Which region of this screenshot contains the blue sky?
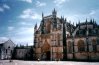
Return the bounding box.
[0,0,99,45]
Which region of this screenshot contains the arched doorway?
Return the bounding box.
[77,40,85,52]
[46,51,50,60]
[42,39,51,60]
[92,39,97,52]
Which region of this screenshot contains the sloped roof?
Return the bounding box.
[0,39,13,44]
[0,38,8,44]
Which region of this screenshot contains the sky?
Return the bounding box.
[0,0,99,45]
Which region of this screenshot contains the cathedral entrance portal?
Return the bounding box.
[46,51,50,60]
[42,39,51,60]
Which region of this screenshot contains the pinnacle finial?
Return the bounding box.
[52,8,57,16]
[61,16,63,19]
[86,18,88,23]
[79,20,80,24]
[65,18,67,22]
[92,18,94,22]
[42,12,44,18]
[90,18,92,23]
[54,8,56,12]
[34,23,37,29]
[73,22,74,26]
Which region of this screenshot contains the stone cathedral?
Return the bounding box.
[34,9,99,61]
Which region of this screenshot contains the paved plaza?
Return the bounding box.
[0,60,99,65]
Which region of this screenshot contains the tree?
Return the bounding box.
[11,47,17,59]
[63,21,67,60]
[25,46,35,60]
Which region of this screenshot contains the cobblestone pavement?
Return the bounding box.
[0,60,99,65]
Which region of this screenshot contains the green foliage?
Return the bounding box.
[11,47,17,59]
[24,46,35,60]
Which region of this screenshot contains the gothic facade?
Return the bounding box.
[34,9,99,61]
[67,21,99,60]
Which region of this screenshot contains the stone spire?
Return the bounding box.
[86,18,88,23]
[34,23,37,33]
[90,19,92,23]
[65,18,67,22]
[73,22,74,26]
[92,18,94,23]
[42,12,44,19]
[52,8,57,17]
[78,20,80,31]
[86,18,88,36]
[34,23,37,29]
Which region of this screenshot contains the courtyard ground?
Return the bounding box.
[0,60,99,65]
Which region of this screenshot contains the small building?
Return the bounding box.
[14,46,34,60]
[0,39,15,59]
[15,48,30,59]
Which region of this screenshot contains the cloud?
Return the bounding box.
[21,0,32,3]
[5,26,34,45]
[16,8,41,45]
[3,4,10,9]
[8,26,14,31]
[19,9,41,20]
[36,1,46,7]
[0,4,10,12]
[16,27,34,35]
[10,26,34,45]
[89,10,96,15]
[65,12,97,25]
[19,21,33,26]
[54,0,69,6]
[20,22,27,25]
[0,37,8,43]
[0,7,4,12]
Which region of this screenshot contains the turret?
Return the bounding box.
[42,12,44,19]
[92,18,95,23]
[52,8,57,18]
[85,18,88,23]
[41,17,45,34]
[34,23,37,33]
[65,18,67,22]
[69,21,72,35]
[73,22,75,26]
[78,20,80,29]
[85,18,89,36]
[90,19,92,23]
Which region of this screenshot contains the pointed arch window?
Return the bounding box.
[97,38,99,45]
[68,41,73,53]
[92,39,97,52]
[77,40,85,52]
[57,33,60,46]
